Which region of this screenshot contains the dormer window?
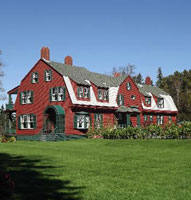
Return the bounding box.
[157,98,164,108]
[103,90,109,101]
[77,86,90,99]
[145,96,151,105]
[45,70,52,82]
[31,72,38,83]
[126,82,131,91]
[98,89,103,100]
[97,89,109,101]
[84,87,89,99]
[78,87,84,98]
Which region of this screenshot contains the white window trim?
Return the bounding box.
[76,115,90,129]
[20,114,34,129]
[21,91,32,104]
[127,82,131,91]
[45,70,51,81]
[32,72,38,83]
[51,87,65,102]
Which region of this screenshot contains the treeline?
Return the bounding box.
[158,69,191,121]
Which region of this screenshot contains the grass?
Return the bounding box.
[1,139,191,200]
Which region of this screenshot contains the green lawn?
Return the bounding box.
[1,139,191,200]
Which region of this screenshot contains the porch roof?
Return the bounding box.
[116,106,140,113]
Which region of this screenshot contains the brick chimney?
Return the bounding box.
[145,76,151,85]
[65,56,73,66]
[41,47,50,61]
[114,72,121,77]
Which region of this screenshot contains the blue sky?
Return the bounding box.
[1,0,191,103]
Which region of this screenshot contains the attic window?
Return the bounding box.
[131,95,136,100]
[126,82,131,91]
[45,70,52,82]
[31,72,38,83]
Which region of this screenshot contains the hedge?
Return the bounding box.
[87,122,191,139]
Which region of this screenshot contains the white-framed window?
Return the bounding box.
[74,114,90,129]
[78,87,84,98]
[45,70,52,81]
[157,115,164,125]
[31,72,38,83]
[94,114,103,128]
[150,115,153,122]
[157,98,164,108]
[117,94,124,106]
[77,86,90,99]
[19,114,36,129]
[103,90,109,101]
[126,82,131,91]
[50,87,66,101]
[98,89,103,100]
[20,91,33,104]
[145,96,151,105]
[131,95,136,100]
[97,89,109,101]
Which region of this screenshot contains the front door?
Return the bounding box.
[43,105,65,134]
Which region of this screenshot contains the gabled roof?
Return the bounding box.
[136,83,169,98]
[43,59,127,88]
[43,59,169,97]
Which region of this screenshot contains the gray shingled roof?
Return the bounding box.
[45,60,127,88]
[136,83,169,98]
[44,59,169,96]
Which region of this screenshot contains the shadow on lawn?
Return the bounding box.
[0,153,83,200]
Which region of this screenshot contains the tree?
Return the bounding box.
[0,50,5,100]
[160,70,191,121]
[133,73,143,84]
[112,64,136,76]
[156,67,163,87]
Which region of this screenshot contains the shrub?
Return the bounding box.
[88,122,191,140]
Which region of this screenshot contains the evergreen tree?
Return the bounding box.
[156,67,163,87]
[133,73,143,84]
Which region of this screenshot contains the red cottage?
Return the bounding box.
[5,47,178,140]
